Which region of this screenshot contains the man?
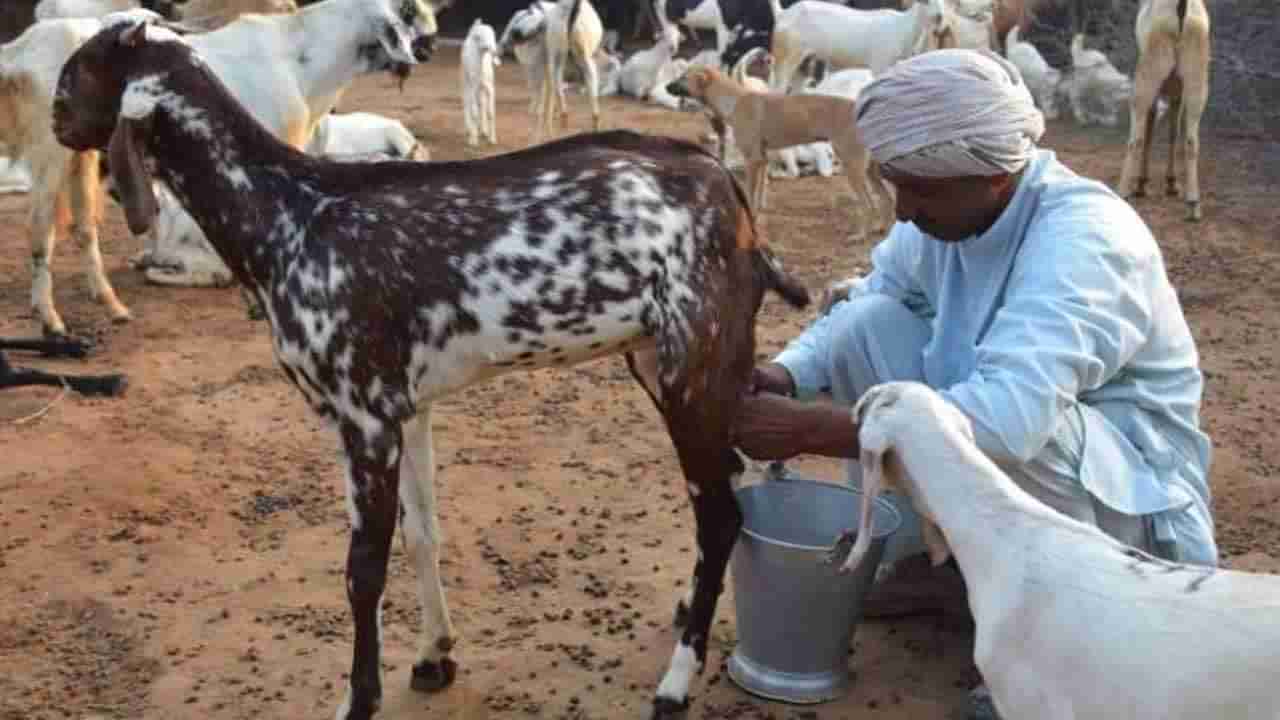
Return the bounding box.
[730,49,1218,719]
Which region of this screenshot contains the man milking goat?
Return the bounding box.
[730,49,1218,720]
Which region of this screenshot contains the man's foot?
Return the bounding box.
[860,553,970,621]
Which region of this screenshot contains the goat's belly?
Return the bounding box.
[413,304,655,400]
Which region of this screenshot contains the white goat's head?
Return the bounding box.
[838,381,973,575]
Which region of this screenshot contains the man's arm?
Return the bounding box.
[942,224,1155,464]
[732,392,861,460]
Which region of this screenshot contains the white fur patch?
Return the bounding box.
[656,641,701,700]
[120,74,166,120]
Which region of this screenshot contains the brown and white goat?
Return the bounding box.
[53,18,809,720]
[1,17,131,335]
[1115,0,1211,222]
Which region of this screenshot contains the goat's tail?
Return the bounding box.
[1176,0,1189,32]
[725,171,810,310]
[568,0,584,32]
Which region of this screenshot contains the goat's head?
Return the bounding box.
[837,382,970,575]
[140,0,185,22]
[52,17,187,236]
[497,3,547,57]
[365,0,448,79]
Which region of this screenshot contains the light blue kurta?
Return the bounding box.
[775,149,1212,532]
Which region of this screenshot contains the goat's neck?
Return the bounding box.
[282,0,388,108]
[144,71,317,294]
[901,439,1069,584]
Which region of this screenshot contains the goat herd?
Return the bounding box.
[0,0,1243,719]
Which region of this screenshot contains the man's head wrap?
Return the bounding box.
[855,49,1045,178]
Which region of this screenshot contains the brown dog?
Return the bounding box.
[679,66,894,239]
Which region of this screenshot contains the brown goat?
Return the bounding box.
[54,18,809,720]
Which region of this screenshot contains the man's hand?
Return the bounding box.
[732,392,860,461]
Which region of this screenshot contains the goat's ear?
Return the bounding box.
[922,520,952,567]
[120,20,149,47]
[108,115,158,236]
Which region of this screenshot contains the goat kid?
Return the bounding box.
[841,380,1280,720]
[768,0,946,93]
[1004,25,1060,119]
[461,18,500,146]
[1115,0,1211,222]
[677,66,892,239]
[54,18,810,720]
[1065,33,1133,127]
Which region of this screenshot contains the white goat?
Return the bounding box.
[0,17,131,334]
[164,0,298,31]
[1116,0,1211,222]
[120,0,443,290]
[535,0,604,141]
[306,111,430,161]
[769,0,946,93]
[461,18,500,146]
[615,20,687,110]
[1064,33,1133,127]
[929,0,993,51]
[1004,26,1060,119]
[840,380,1280,720]
[498,1,553,116]
[34,0,180,21]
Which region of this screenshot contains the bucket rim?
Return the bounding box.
[736,476,903,551]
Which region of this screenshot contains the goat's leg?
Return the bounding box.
[1180,83,1207,222]
[398,410,459,693]
[335,423,402,720]
[652,444,744,718]
[580,52,602,131]
[30,185,67,337]
[1118,43,1175,199]
[1163,92,1182,197]
[485,85,499,144]
[555,54,571,131]
[68,151,130,325]
[1136,101,1159,197]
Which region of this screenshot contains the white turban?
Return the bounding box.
[855,49,1045,178]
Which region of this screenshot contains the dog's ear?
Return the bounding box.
[109,114,158,236]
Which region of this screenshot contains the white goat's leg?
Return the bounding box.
[69,152,129,324]
[1117,42,1174,199]
[554,54,571,131]
[29,189,65,336]
[399,410,458,692]
[1180,86,1206,222]
[579,52,601,131]
[484,81,498,144]
[1162,94,1181,197]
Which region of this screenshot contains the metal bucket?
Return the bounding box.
[727,469,901,704]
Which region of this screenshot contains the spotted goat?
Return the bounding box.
[53,18,810,720]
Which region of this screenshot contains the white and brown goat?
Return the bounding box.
[1116,0,1211,222]
[53,18,809,720]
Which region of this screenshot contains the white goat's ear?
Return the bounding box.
[922,520,951,567]
[108,113,157,236]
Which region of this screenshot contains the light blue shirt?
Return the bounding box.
[775,149,1211,518]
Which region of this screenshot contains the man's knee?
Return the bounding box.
[826,295,929,397]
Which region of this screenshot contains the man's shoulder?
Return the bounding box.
[1023,151,1157,255]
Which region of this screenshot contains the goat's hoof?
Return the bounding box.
[651,696,690,720]
[110,312,133,325]
[337,694,380,720]
[410,657,458,693]
[672,599,690,628]
[1166,182,1181,198]
[1185,202,1202,222]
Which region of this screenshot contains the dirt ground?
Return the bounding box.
[2,44,1279,720]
